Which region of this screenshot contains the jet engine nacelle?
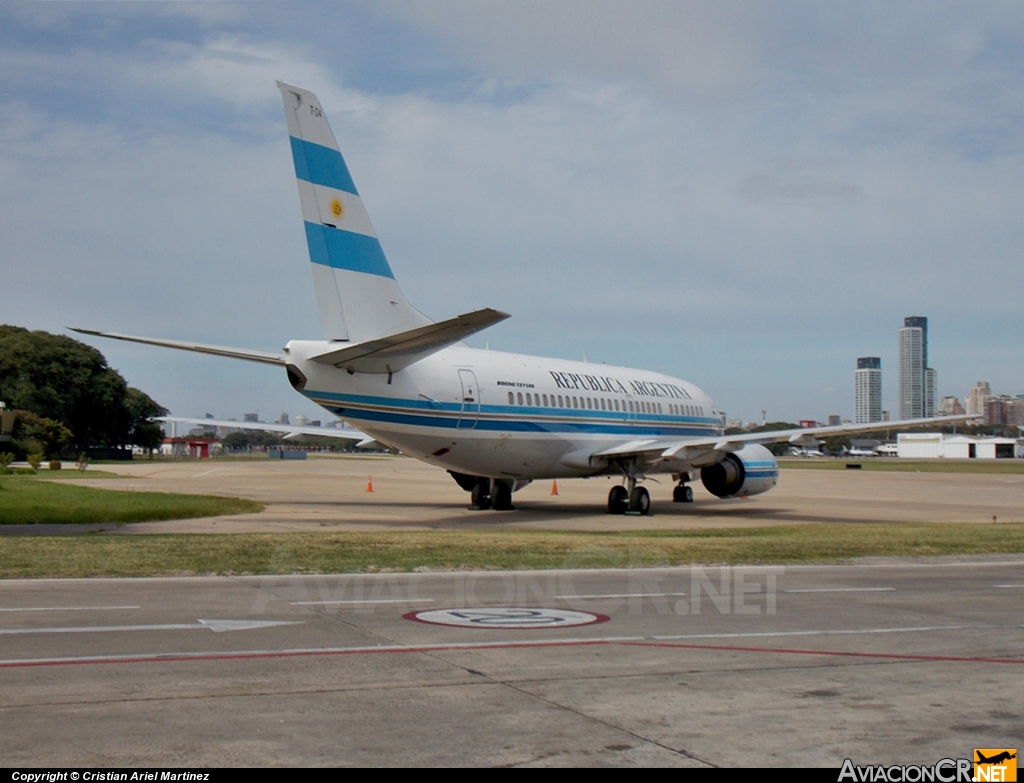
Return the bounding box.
[700,444,779,498]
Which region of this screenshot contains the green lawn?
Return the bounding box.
[0,478,263,525]
[1,523,1022,578]
[778,458,1024,473]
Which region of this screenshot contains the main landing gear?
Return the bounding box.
[468,478,514,511]
[449,472,516,511]
[673,473,694,503]
[607,465,651,516]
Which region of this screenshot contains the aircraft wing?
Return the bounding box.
[591,414,979,468]
[156,416,374,445]
[71,329,286,366]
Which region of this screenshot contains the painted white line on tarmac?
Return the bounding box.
[191,469,220,478]
[0,605,140,612]
[294,598,435,605]
[784,588,896,593]
[995,584,1024,588]
[0,619,301,635]
[2,621,1022,668]
[555,593,688,599]
[10,560,1024,586]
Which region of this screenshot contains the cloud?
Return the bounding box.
[368,0,761,101]
[1,2,1022,422]
[738,158,864,203]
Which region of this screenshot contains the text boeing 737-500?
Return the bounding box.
[73,82,970,515]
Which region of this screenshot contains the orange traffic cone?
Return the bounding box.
[366,476,374,492]
[551,480,559,496]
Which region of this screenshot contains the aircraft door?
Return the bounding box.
[457,369,480,429]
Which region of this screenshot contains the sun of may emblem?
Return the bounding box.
[330,199,343,218]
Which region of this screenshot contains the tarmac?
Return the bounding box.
[2,457,1023,766]
[17,453,1024,533]
[1,562,1022,766]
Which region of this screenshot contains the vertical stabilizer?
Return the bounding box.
[277,81,428,342]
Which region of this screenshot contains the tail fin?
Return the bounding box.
[277,81,428,342]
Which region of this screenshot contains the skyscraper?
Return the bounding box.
[854,357,882,424]
[967,381,991,416]
[899,316,935,419]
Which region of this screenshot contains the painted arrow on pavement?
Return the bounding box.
[0,619,302,635]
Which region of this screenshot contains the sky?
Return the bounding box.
[2,1,1022,425]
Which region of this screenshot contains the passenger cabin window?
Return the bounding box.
[508,392,514,404]
[517,393,523,405]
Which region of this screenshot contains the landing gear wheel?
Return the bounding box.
[628,486,651,515]
[470,482,491,510]
[673,485,693,503]
[607,485,628,515]
[492,482,514,511]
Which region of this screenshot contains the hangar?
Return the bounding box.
[896,432,1023,459]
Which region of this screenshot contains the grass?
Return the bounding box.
[0,478,263,525]
[778,458,1024,473]
[1,523,1022,578]
[31,470,128,479]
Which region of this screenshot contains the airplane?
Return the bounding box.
[789,447,825,457]
[976,751,1016,765]
[72,82,974,515]
[841,444,880,457]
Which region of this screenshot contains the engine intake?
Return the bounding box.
[701,444,778,498]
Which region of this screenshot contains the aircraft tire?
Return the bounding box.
[673,485,694,503]
[628,486,651,515]
[492,482,514,511]
[607,485,628,514]
[471,482,491,510]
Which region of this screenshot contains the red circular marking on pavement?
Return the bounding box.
[404,607,610,630]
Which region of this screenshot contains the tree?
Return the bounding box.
[12,410,72,459]
[0,325,167,450]
[124,387,168,454]
[221,430,285,450]
[749,422,801,456]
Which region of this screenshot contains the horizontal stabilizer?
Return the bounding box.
[71,329,285,366]
[309,308,510,373]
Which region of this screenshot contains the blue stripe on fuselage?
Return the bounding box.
[303,389,721,437]
[304,222,395,278]
[290,137,358,195]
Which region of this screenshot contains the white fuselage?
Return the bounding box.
[285,341,723,481]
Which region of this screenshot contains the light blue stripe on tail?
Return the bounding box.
[303,222,394,279]
[290,137,359,195]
